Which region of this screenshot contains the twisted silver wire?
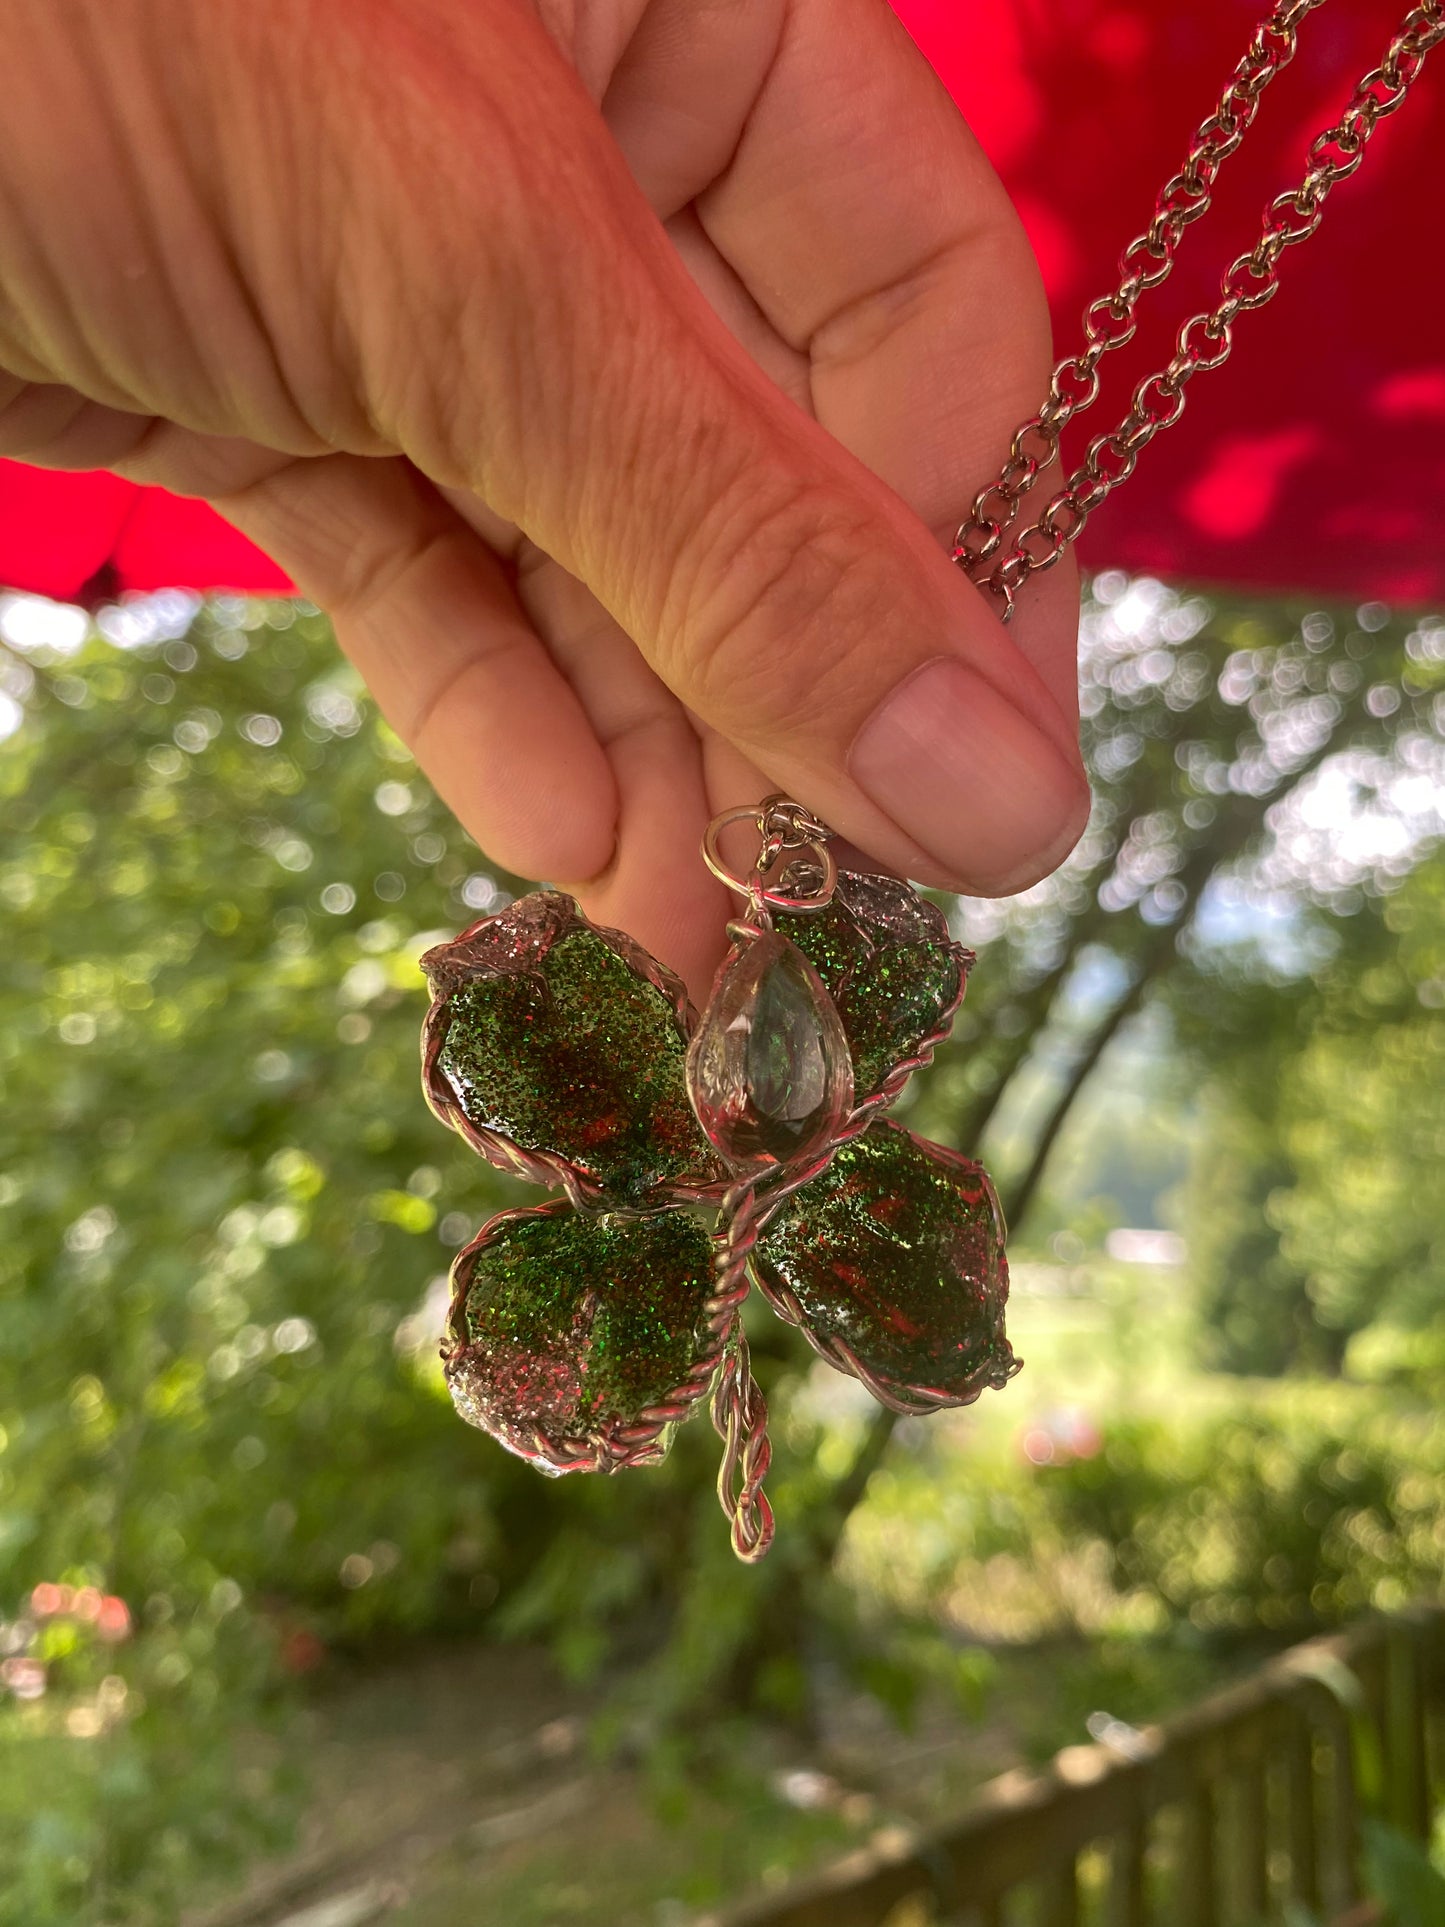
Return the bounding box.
[711,1319,774,1561]
[703,929,974,1544]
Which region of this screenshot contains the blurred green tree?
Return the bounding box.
[1179,854,1445,1373]
[1,575,1441,1922]
[0,596,743,1918]
[918,588,1444,1227]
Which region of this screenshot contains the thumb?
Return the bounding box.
[340,6,1089,893]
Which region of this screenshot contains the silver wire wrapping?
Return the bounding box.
[694,797,970,1558]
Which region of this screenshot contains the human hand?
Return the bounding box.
[0,0,1087,998]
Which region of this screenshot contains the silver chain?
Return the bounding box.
[955,0,1445,622]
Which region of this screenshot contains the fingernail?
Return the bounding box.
[848,658,1089,892]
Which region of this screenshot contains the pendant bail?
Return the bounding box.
[701,793,839,916]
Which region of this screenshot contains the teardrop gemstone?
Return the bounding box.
[687,930,853,1168]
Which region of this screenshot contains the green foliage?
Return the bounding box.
[0,577,940,1915]
[1361,1816,1445,1927]
[0,1596,297,1925]
[0,600,781,1919]
[0,603,499,1916]
[847,1384,1445,1643]
[0,601,536,1612]
[1185,1090,1323,1374]
[921,593,1430,1110]
[1282,1819,1445,1927]
[1181,854,1445,1373]
[1035,1397,1445,1632]
[2,579,1442,1922]
[905,578,1442,1376]
[1270,873,1445,1341]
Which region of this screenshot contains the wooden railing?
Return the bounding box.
[719,1606,1445,1927]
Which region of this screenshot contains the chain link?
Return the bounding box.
[956,0,1445,621]
[953,0,1327,580]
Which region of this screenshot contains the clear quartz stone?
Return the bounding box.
[686,930,854,1168]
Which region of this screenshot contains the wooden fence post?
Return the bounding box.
[1318,1697,1362,1919]
[1105,1818,1147,1927]
[1385,1618,1430,1841]
[1284,1715,1322,1915]
[717,1607,1444,1927]
[1036,1861,1079,1927]
[1233,1752,1269,1922]
[1175,1785,1218,1927]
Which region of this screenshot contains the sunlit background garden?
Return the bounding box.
[1,576,1442,1925]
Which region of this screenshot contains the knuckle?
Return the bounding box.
[658,470,900,730]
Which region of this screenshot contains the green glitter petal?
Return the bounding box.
[422,893,719,1207]
[444,1204,716,1464]
[775,871,970,1101]
[753,1120,1018,1406]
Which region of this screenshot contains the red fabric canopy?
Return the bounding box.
[2,0,1441,607]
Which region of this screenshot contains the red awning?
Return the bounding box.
[1,0,1441,607]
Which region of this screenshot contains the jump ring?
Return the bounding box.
[702,805,838,911]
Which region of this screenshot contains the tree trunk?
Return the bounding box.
[1000,961,1156,1229]
[719,653,1380,1689]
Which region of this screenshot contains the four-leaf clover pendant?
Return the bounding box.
[419,798,1020,1562]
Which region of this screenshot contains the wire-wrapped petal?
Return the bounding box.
[751,1120,1018,1412]
[773,869,972,1104]
[421,892,723,1209]
[443,1201,721,1472]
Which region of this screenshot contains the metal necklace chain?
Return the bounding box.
[955,0,1445,623]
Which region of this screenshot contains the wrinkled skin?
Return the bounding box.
[0,0,1087,998]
